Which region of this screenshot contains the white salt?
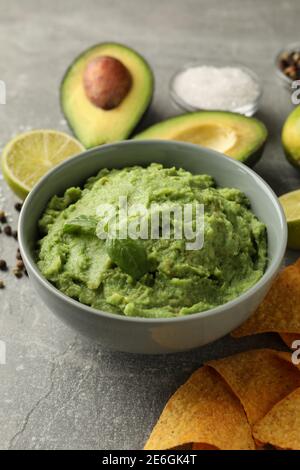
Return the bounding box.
[173,66,260,112]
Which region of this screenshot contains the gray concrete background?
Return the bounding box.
[0,0,299,450]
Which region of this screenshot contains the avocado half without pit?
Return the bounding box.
[61,43,154,148]
[134,111,268,166]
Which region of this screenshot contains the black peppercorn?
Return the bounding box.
[12,268,22,278]
[16,260,24,270]
[0,260,7,271]
[0,211,7,224]
[279,49,300,81]
[4,225,12,236]
[14,202,23,212]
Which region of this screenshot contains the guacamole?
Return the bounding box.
[37,163,267,318]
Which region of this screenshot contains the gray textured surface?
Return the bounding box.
[0,0,299,450]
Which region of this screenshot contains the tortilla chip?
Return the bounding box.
[207,349,300,426]
[253,388,300,450]
[144,366,254,450]
[192,443,218,450]
[232,259,300,337]
[280,333,300,348]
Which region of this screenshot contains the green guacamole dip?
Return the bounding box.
[37,164,267,318]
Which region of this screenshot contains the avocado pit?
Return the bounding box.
[83,56,132,110]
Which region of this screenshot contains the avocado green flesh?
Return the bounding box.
[37,164,267,318]
[282,105,300,168]
[60,43,154,148]
[106,237,152,281]
[135,111,267,165]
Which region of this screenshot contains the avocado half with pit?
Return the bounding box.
[282,106,300,169]
[61,43,154,148]
[135,111,268,166]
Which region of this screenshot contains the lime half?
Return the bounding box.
[1,130,85,199]
[279,189,300,250]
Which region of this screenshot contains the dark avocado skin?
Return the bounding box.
[245,142,266,167]
[284,149,300,171]
[60,42,154,148]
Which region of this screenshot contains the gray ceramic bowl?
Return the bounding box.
[19,140,287,354]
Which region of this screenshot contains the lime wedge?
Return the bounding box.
[279,189,300,250]
[1,130,85,199]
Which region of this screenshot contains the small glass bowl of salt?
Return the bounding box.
[169,62,262,116]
